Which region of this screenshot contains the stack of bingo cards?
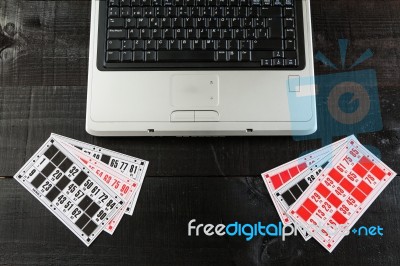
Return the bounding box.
[261,135,396,252]
[14,134,149,246]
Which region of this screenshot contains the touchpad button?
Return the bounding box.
[171,75,219,107]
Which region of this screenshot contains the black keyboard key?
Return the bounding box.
[261,58,272,66]
[241,51,251,61]
[187,28,197,39]
[285,28,295,39]
[272,50,284,58]
[134,40,145,49]
[284,18,295,29]
[149,18,161,28]
[131,0,141,5]
[241,40,252,50]
[170,40,181,50]
[253,39,283,50]
[108,29,127,39]
[175,28,186,39]
[232,18,242,28]
[151,29,163,40]
[145,40,158,50]
[267,18,283,38]
[273,58,284,66]
[120,0,131,6]
[216,51,228,61]
[142,0,152,5]
[152,28,163,39]
[284,51,297,59]
[205,40,215,50]
[198,29,209,39]
[285,39,295,50]
[128,29,140,38]
[284,7,294,17]
[158,51,215,62]
[122,51,133,61]
[257,28,269,39]
[137,18,149,28]
[225,7,236,18]
[132,7,142,17]
[178,7,191,17]
[121,7,132,17]
[155,7,167,17]
[143,7,155,17]
[166,7,177,17]
[243,17,253,28]
[158,40,169,50]
[260,7,282,17]
[108,7,120,17]
[153,0,163,6]
[250,51,273,61]
[234,29,245,39]
[285,0,294,6]
[228,51,239,62]
[161,18,172,27]
[246,29,257,39]
[106,51,120,62]
[196,18,207,28]
[175,0,184,6]
[248,7,259,17]
[196,0,207,6]
[107,40,122,50]
[193,40,203,50]
[133,51,145,62]
[109,0,120,6]
[145,51,157,61]
[140,29,152,39]
[108,18,125,28]
[173,18,184,28]
[185,18,196,27]
[284,58,297,66]
[221,29,234,39]
[209,0,218,5]
[163,28,174,39]
[237,7,247,17]
[122,40,133,50]
[121,0,131,6]
[126,18,136,28]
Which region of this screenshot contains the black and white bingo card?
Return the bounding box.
[14,134,149,246]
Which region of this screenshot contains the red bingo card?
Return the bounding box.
[288,136,397,252]
[261,138,347,228]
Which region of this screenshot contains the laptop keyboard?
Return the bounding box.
[101,0,303,69]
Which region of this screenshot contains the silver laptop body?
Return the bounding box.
[86,0,316,136]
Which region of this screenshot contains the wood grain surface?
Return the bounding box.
[0,0,399,265]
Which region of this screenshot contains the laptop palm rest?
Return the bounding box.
[171,74,219,107]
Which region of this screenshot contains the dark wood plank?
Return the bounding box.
[0,177,399,265]
[0,0,91,87]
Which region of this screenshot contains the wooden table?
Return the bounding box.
[1,0,399,265]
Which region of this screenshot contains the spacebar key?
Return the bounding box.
[158,51,215,62]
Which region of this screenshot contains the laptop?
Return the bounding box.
[87,0,316,136]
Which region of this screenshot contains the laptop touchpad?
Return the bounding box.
[171,75,219,107]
